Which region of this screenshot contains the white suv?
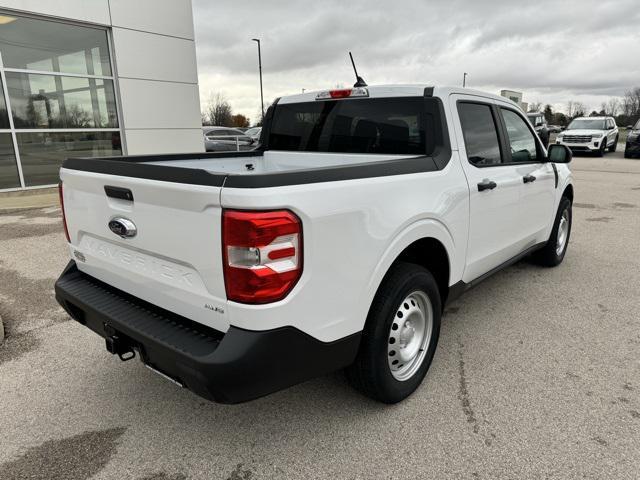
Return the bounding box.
[556,116,618,156]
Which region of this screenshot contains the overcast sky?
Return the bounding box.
[192,0,640,124]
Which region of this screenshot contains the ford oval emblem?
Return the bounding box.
[108,217,137,238]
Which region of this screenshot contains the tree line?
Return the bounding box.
[529,86,640,127]
[201,93,252,128]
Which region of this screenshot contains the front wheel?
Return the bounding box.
[346,262,441,403]
[532,196,572,267]
[609,135,618,152]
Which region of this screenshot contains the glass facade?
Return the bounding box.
[17,132,121,186]
[0,133,19,189]
[0,13,121,190]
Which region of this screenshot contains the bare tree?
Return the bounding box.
[528,102,542,113]
[619,87,640,125]
[602,98,620,116]
[204,93,233,126]
[625,87,640,116]
[567,101,587,119]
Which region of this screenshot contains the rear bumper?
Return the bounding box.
[55,261,361,404]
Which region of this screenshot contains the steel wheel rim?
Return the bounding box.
[556,209,569,255]
[387,291,433,381]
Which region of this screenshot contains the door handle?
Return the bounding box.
[523,174,537,184]
[477,179,497,192]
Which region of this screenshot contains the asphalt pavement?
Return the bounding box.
[1,150,639,479]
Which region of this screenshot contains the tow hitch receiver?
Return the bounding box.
[104,324,136,361]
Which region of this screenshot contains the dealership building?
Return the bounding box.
[0,0,202,191]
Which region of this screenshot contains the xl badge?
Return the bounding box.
[108,217,137,238]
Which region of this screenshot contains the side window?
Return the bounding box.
[457,103,502,166]
[500,109,539,163]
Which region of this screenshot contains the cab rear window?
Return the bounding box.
[267,97,439,155]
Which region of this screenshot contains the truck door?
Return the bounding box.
[496,106,556,245]
[450,96,526,282]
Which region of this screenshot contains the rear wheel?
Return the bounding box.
[609,135,618,152]
[532,196,572,267]
[346,262,441,403]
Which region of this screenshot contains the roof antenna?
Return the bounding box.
[349,51,367,87]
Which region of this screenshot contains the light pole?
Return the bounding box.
[463,72,468,88]
[252,38,264,123]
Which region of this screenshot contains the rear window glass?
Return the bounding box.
[267,97,434,155]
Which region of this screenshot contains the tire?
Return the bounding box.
[596,140,606,157]
[532,196,572,267]
[346,262,441,403]
[624,149,631,159]
[609,135,618,152]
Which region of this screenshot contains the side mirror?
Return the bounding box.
[627,125,634,130]
[548,144,572,163]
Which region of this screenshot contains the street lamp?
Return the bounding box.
[252,38,264,122]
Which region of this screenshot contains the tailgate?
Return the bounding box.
[59,167,229,332]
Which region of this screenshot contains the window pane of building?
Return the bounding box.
[0,79,9,129]
[6,73,118,129]
[17,131,122,186]
[0,133,20,189]
[0,15,111,76]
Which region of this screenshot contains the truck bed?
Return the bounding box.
[62,149,437,188]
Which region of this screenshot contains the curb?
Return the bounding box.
[0,192,59,212]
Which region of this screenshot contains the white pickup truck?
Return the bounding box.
[55,85,574,404]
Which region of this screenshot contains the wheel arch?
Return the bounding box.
[392,238,451,306]
[562,183,574,202]
[364,220,457,315]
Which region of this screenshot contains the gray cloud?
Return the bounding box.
[193,0,640,121]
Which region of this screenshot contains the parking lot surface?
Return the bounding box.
[1,151,639,480]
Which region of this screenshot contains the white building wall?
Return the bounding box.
[0,0,203,157]
[108,0,203,155]
[0,0,110,24]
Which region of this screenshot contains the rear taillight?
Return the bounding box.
[222,209,302,304]
[58,182,70,243]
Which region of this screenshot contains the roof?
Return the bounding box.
[278,84,515,105]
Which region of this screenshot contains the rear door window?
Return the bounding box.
[268,97,432,155]
[457,102,502,166]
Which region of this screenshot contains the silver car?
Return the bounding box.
[203,127,254,152]
[245,127,262,142]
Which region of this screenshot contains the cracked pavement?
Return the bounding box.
[1,153,639,479]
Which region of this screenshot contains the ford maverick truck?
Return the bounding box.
[55,85,574,404]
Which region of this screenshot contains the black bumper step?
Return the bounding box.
[55,262,223,358]
[55,261,361,403]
